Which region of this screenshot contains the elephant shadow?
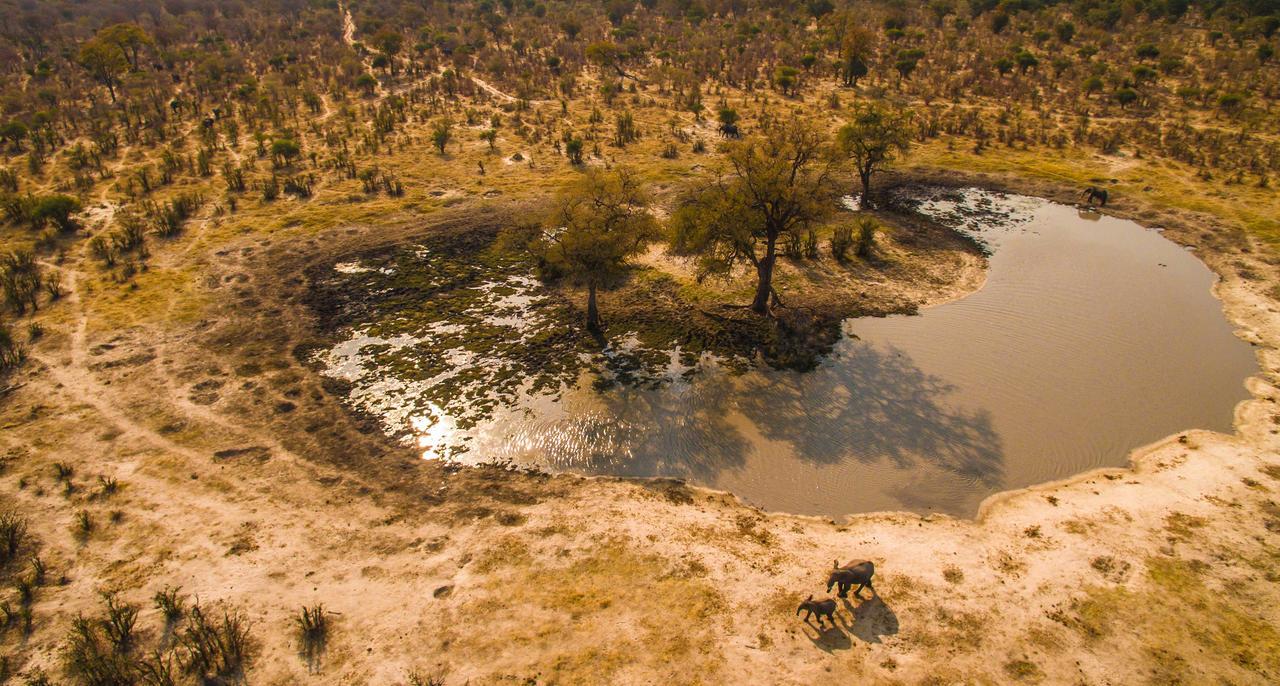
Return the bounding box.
[843,595,899,644]
[801,619,852,653]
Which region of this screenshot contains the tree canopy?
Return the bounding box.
[672,118,839,315]
[524,168,659,332]
[837,102,913,207]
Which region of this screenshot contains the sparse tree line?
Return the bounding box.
[509,102,909,330]
[0,0,1274,371]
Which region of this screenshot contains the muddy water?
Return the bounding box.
[318,189,1257,518]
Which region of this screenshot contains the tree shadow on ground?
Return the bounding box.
[734,341,1005,488]
[563,339,1004,491]
[567,369,754,481]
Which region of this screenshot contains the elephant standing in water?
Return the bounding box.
[1082,186,1109,206]
[826,559,875,599]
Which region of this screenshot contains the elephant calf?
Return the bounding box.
[826,559,875,599]
[796,595,837,627]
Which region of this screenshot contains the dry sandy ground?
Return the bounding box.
[1,178,1278,685]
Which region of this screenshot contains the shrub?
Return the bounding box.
[0,512,26,564]
[30,195,81,232]
[97,475,119,496]
[830,225,854,262]
[856,218,877,259]
[804,228,819,259]
[179,605,253,683]
[101,593,139,654]
[64,612,135,684]
[296,604,327,662]
[136,650,178,686]
[0,250,41,314]
[74,510,93,540]
[0,325,24,372]
[154,586,185,625]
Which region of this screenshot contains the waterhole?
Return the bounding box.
[314,189,1257,518]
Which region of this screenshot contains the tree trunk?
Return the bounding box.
[586,282,601,332]
[751,239,777,315]
[859,169,872,209]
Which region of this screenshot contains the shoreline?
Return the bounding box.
[306,179,1267,527]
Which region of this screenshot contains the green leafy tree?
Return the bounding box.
[77,39,129,102]
[522,168,658,332]
[0,122,27,151]
[671,119,838,315]
[372,30,404,75]
[1217,92,1246,116]
[97,23,154,71]
[1114,87,1139,108]
[270,139,301,168]
[355,73,378,96]
[774,66,800,95]
[839,26,874,87]
[431,119,452,155]
[585,41,630,78]
[837,102,912,207]
[1015,50,1039,73]
[565,137,585,164]
[32,195,81,232]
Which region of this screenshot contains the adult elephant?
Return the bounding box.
[1082,186,1109,206]
[826,559,875,599]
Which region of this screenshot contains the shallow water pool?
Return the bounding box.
[318,189,1258,517]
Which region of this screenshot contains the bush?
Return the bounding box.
[0,324,25,372]
[64,610,136,684]
[856,218,877,259]
[296,604,327,663]
[101,593,139,654]
[269,138,301,168]
[830,225,854,262]
[154,586,185,625]
[0,511,27,564]
[74,510,93,540]
[0,251,41,314]
[180,605,253,683]
[30,195,81,232]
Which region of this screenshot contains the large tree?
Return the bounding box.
[77,38,129,102]
[372,29,404,75]
[837,102,912,208]
[528,168,659,333]
[671,118,839,316]
[97,23,154,72]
